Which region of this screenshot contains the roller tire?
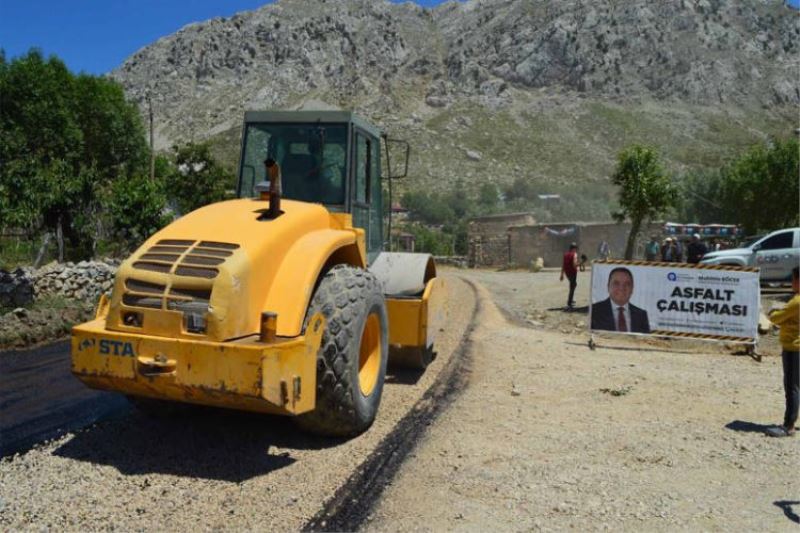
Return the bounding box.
[294,265,388,437]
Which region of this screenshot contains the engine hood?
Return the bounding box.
[105,198,356,341]
[701,247,753,261]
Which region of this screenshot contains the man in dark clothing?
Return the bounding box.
[686,233,708,264]
[560,243,579,308]
[591,267,651,333]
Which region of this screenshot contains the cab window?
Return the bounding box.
[758,231,794,250]
[239,123,347,205]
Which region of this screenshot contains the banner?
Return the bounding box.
[589,260,760,342]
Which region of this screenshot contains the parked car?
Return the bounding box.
[700,227,800,282]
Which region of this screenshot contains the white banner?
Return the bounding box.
[589,261,760,341]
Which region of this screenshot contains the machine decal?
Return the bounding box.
[98,339,136,357]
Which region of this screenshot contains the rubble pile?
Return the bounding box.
[32,259,120,301]
[0,268,35,308]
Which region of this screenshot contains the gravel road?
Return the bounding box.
[0,275,476,531]
[367,269,798,531]
[2,268,796,531]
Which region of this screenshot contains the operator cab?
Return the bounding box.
[238,111,384,261]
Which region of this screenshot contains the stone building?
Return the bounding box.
[468,215,662,268]
[467,213,536,267]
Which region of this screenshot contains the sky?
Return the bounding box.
[0,0,450,75]
[1,0,797,75]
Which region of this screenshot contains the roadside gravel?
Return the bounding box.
[366,269,798,531]
[0,274,475,531]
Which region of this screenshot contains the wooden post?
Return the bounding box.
[147,93,155,181]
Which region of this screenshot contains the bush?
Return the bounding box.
[166,142,231,215]
[107,175,170,250]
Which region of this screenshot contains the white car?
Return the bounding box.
[700,227,800,282]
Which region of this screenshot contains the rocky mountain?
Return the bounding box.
[111,0,798,220]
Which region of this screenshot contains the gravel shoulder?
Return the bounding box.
[0,274,475,531]
[366,269,798,531]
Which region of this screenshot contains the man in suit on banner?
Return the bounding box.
[591,267,651,334]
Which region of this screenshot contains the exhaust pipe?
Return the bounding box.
[256,158,282,218]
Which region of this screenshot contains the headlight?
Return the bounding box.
[168,300,209,333]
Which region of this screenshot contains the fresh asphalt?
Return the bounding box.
[0,340,130,457]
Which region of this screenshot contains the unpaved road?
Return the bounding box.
[0,277,476,531]
[1,269,796,531]
[367,269,798,531]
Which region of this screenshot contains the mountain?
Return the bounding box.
[111,0,798,220]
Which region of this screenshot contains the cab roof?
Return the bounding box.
[243,110,382,139]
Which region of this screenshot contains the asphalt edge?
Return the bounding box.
[302,277,481,532]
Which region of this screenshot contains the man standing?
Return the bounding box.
[766,266,799,437]
[597,240,611,260]
[591,267,651,333]
[661,237,677,262]
[686,233,708,264]
[645,236,660,261]
[560,243,579,309]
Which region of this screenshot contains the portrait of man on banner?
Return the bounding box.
[591,267,651,334]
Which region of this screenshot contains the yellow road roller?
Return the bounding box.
[71,111,444,436]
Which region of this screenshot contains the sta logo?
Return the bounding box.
[99,339,136,357]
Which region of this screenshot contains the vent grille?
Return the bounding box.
[129,239,240,280]
[122,239,238,314]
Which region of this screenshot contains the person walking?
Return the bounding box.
[766,266,799,437]
[560,242,579,309]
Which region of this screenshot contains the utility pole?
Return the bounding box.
[147,92,155,181]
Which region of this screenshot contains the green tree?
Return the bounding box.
[401,190,454,226]
[503,176,535,202]
[166,142,231,214]
[107,174,170,249]
[724,137,799,234]
[611,145,676,259]
[0,49,150,260]
[676,137,799,234]
[477,182,498,212]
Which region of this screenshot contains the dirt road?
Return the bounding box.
[367,269,798,531]
[1,268,795,530]
[0,277,476,531]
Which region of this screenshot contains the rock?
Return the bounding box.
[465,149,482,161]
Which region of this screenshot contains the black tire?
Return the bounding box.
[294,265,389,437]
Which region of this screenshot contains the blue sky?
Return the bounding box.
[0,0,450,75]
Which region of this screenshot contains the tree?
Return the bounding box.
[611,145,676,259]
[676,137,799,234]
[477,182,498,211]
[724,137,799,234]
[166,142,231,215]
[107,174,170,249]
[0,49,150,260]
[503,176,535,202]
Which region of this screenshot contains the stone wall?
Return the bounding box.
[468,212,535,268]
[509,222,664,268]
[32,260,120,301]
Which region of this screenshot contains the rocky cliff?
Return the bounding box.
[111,0,799,219]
